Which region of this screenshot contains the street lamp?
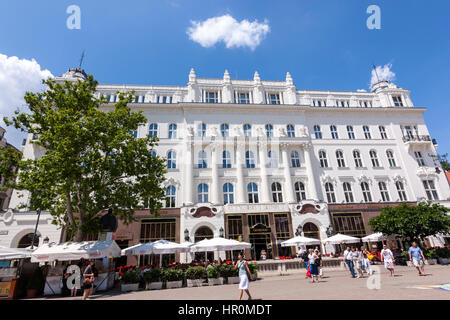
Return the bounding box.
[219,227,224,238]
[326,225,335,238]
[295,225,303,237]
[43,236,49,244]
[184,229,190,242]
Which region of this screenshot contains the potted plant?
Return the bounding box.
[207,266,223,286]
[26,267,44,298]
[162,269,184,289]
[185,266,205,287]
[248,263,258,280]
[143,268,163,290]
[424,250,437,265]
[120,268,141,292]
[436,248,450,265]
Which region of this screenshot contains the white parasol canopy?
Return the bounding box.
[122,240,190,256]
[191,237,251,252]
[121,243,143,256]
[0,246,33,261]
[280,236,322,247]
[321,233,361,245]
[31,241,121,263]
[361,233,386,243]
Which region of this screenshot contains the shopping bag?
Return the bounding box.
[306,267,311,278]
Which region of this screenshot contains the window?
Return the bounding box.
[325,183,336,203]
[243,124,252,137]
[423,180,438,200]
[347,126,355,139]
[268,93,280,105]
[134,96,140,103]
[206,92,218,103]
[331,213,366,237]
[223,183,234,204]
[336,150,346,168]
[247,183,259,203]
[370,150,380,167]
[198,184,209,203]
[291,151,301,168]
[393,96,404,107]
[294,182,306,202]
[314,125,322,139]
[148,123,158,137]
[378,182,390,202]
[379,126,388,139]
[222,150,231,168]
[166,186,176,208]
[353,150,363,168]
[167,151,177,169]
[271,182,283,203]
[343,182,354,203]
[150,151,157,158]
[130,130,138,138]
[396,181,408,201]
[198,150,208,168]
[265,124,274,137]
[361,182,372,202]
[287,124,295,137]
[268,150,278,168]
[238,92,250,104]
[386,150,397,167]
[319,150,328,168]
[220,123,229,137]
[168,124,177,139]
[363,126,371,139]
[414,151,425,166]
[337,100,350,108]
[140,219,175,248]
[246,151,255,168]
[198,123,206,137]
[330,125,339,139]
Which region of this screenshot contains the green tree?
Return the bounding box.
[439,153,450,172]
[0,75,167,241]
[369,202,450,243]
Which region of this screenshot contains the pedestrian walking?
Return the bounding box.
[343,246,356,278]
[408,242,426,276]
[380,244,395,277]
[361,246,372,275]
[352,247,364,278]
[315,249,323,279]
[82,260,95,300]
[233,252,253,300]
[308,249,319,283]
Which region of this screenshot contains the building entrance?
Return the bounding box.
[249,234,272,260]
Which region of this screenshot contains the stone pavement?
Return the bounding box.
[37,265,450,300]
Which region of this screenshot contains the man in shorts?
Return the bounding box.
[408,242,426,276]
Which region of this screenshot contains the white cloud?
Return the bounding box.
[0,53,53,148]
[371,63,396,87]
[187,14,270,51]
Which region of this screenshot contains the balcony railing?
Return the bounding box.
[402,135,431,143]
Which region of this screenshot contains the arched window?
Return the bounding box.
[363,126,371,139]
[378,182,390,202]
[223,183,234,204]
[343,182,354,203]
[166,185,176,208]
[287,124,295,137]
[319,150,328,168]
[268,150,278,168]
[265,124,274,138]
[167,150,176,169]
[243,124,252,137]
[353,150,363,168]
[325,183,336,203]
[247,183,259,204]
[271,182,283,203]
[198,123,206,137]
[198,184,209,203]
[386,150,396,167]
[379,126,388,139]
[303,223,320,239]
[149,123,158,137]
[291,150,301,168]
[220,123,229,137]
[168,123,177,139]
[246,150,255,168]
[330,125,339,139]
[294,182,306,202]
[361,182,372,202]
[17,233,39,249]
[194,226,214,242]
[314,125,322,139]
[369,150,380,167]
[396,181,407,201]
[198,150,208,168]
[222,150,231,168]
[347,125,355,139]
[336,150,346,168]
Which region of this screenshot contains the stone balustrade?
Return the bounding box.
[249,258,346,276]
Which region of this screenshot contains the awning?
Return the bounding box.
[280,236,322,247]
[31,241,121,263]
[321,233,361,245]
[0,246,33,261]
[191,237,251,252]
[361,233,387,242]
[122,240,191,256]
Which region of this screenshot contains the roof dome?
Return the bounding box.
[61,67,88,81]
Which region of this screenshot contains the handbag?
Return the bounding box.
[306,267,311,278]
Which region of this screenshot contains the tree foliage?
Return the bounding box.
[369,202,450,242]
[1,75,167,241]
[439,153,450,172]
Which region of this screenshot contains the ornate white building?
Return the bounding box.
[8,67,450,259]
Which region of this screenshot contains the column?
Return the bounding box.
[184,141,194,205]
[211,143,220,204]
[235,139,246,204]
[303,143,319,200]
[281,143,295,203]
[258,141,271,203]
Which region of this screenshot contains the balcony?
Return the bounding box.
[403,135,432,149]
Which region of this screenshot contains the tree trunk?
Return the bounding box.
[75,225,86,242]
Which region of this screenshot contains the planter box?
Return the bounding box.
[425,259,437,265]
[438,257,450,265]
[186,279,203,287]
[208,278,224,286]
[227,276,240,285]
[121,283,139,292]
[166,281,183,289]
[146,282,163,290]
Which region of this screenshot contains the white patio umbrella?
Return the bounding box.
[361,233,386,243]
[321,233,361,245]
[179,242,195,263]
[280,236,321,247]
[191,237,251,263]
[0,246,33,261]
[122,240,190,267]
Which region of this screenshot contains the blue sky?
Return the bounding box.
[0,0,449,154]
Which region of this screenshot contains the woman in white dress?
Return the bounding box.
[380,244,395,277]
[233,252,253,300]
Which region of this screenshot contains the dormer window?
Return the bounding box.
[268,93,280,105]
[206,91,219,103]
[237,92,250,104]
[392,96,404,107]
